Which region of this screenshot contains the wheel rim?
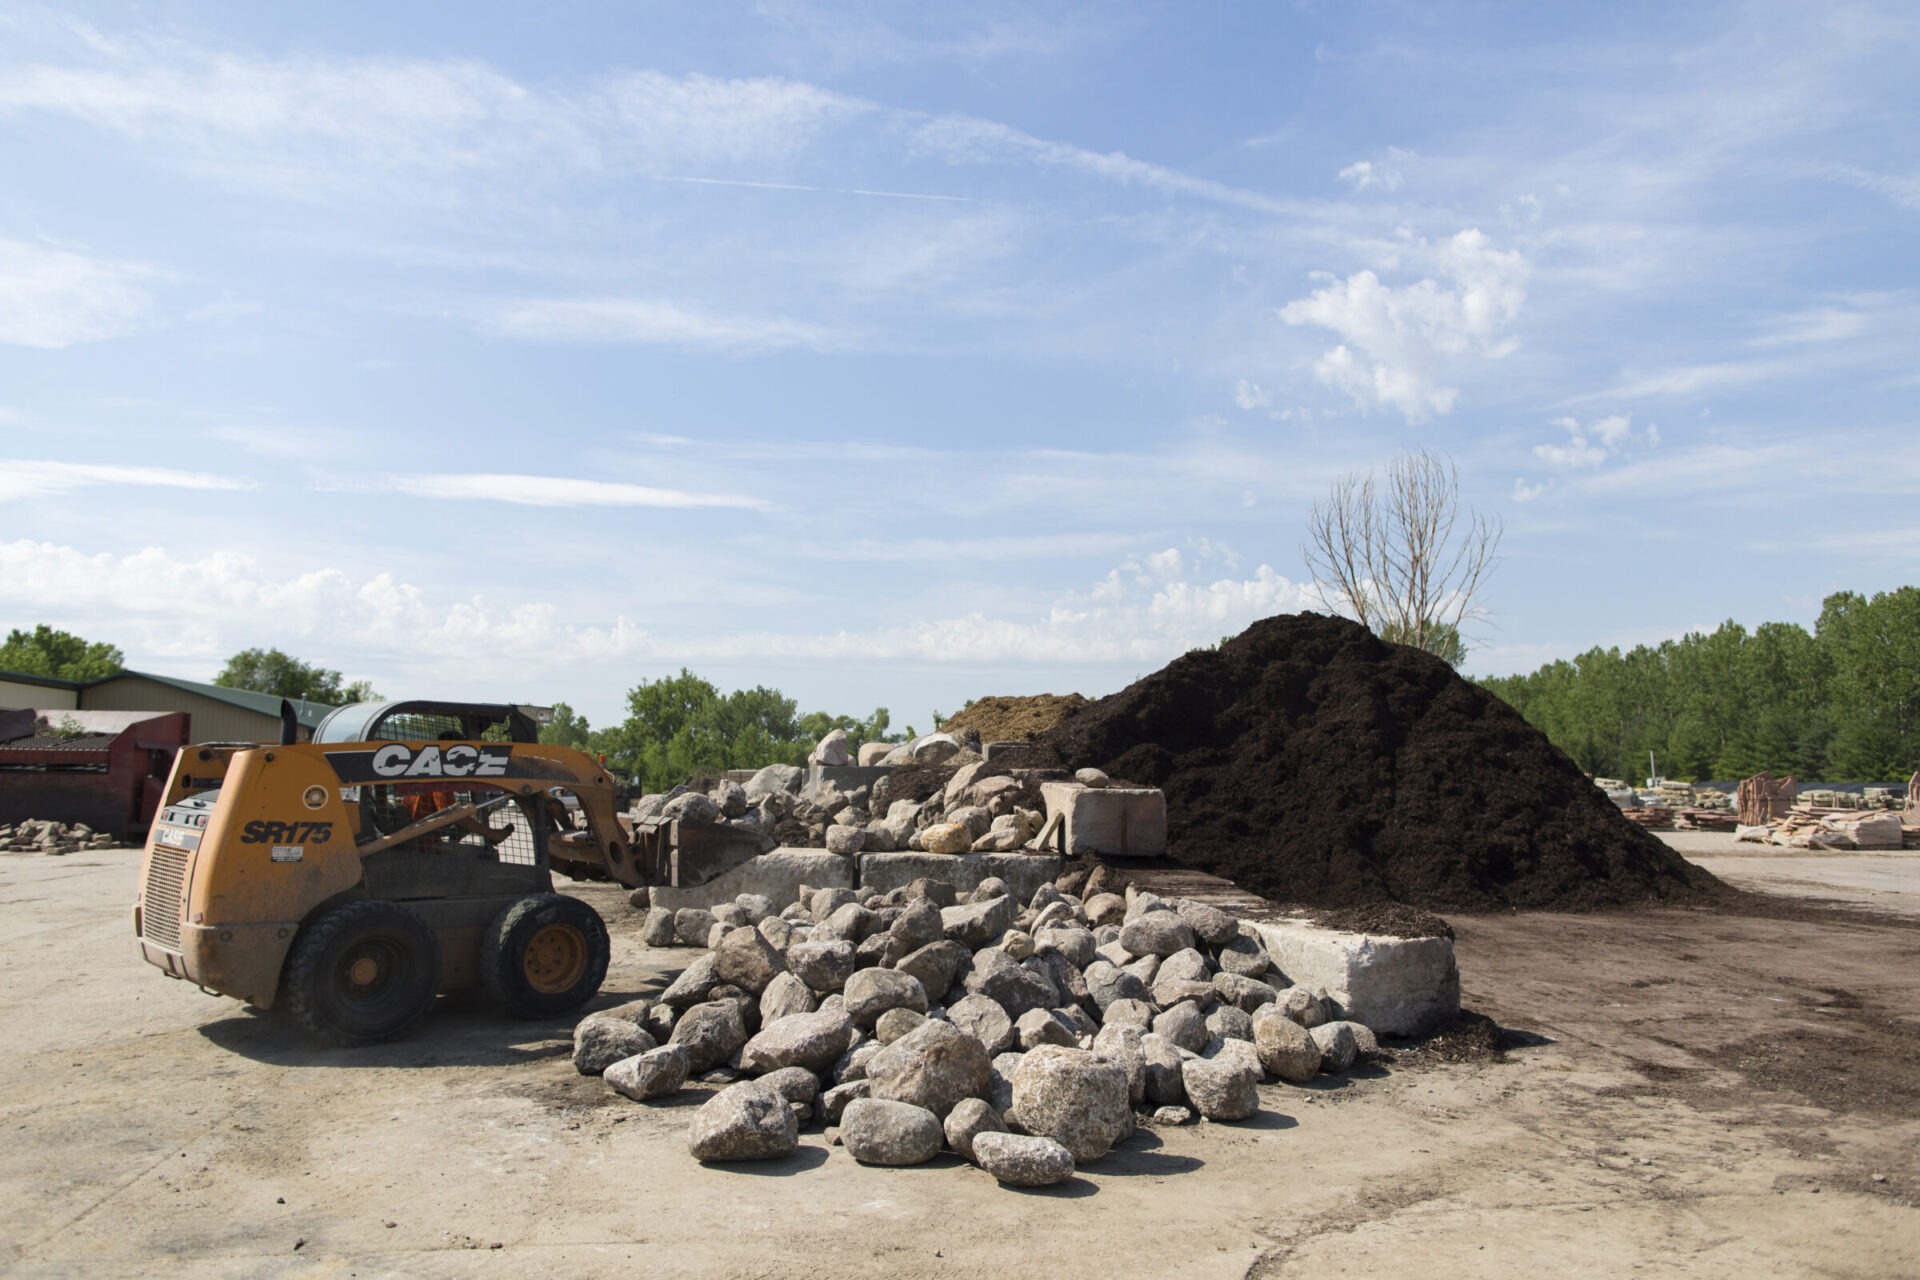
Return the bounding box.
[338,939,407,1009]
[523,923,587,993]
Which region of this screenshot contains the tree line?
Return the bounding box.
[1477,588,1920,784]
[538,669,906,796]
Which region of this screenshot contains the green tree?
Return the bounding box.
[1819,588,1920,780]
[213,647,376,705]
[0,625,124,681]
[538,701,593,750]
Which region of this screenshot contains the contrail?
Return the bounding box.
[654,175,974,203]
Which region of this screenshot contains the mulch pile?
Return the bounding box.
[1035,613,1722,913]
[940,694,1089,744]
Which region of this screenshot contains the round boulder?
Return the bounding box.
[865,1019,992,1119]
[840,1097,944,1166]
[688,1082,798,1162]
[971,1131,1075,1187]
[1007,1045,1130,1163]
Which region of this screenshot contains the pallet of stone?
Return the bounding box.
[580,873,1452,1187]
[0,819,119,853]
[1620,807,1675,829]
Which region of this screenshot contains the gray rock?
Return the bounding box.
[745,763,804,802]
[1083,893,1127,929]
[641,907,677,948]
[713,926,783,995]
[865,1019,992,1119]
[756,914,794,952]
[1082,961,1148,1014]
[874,1006,927,1044]
[712,903,751,930]
[1007,1046,1131,1163]
[573,1014,658,1076]
[1123,954,1161,987]
[1140,1033,1190,1105]
[604,1044,689,1100]
[1092,1022,1148,1104]
[819,1079,869,1124]
[888,899,947,958]
[1277,985,1329,1029]
[785,940,856,994]
[843,968,929,1029]
[713,779,749,818]
[941,1096,1007,1162]
[1183,1054,1260,1120]
[894,940,966,1001]
[972,1131,1075,1186]
[1175,899,1241,948]
[833,1039,884,1085]
[824,824,865,854]
[941,896,1017,949]
[903,876,958,908]
[1094,939,1133,968]
[661,953,722,1009]
[809,886,857,921]
[1254,1009,1322,1083]
[1014,1008,1078,1051]
[1032,926,1097,971]
[814,902,879,944]
[1158,947,1211,986]
[968,876,1010,904]
[1025,950,1090,1015]
[841,1098,943,1166]
[1074,767,1110,789]
[668,1001,751,1073]
[1152,978,1219,1011]
[1151,1105,1193,1126]
[1101,998,1154,1030]
[811,728,851,767]
[688,1081,798,1162]
[1203,1036,1263,1075]
[1328,1019,1379,1058]
[948,992,1017,1056]
[673,908,717,948]
[1217,934,1276,978]
[854,931,891,970]
[1213,971,1279,1015]
[643,1002,677,1043]
[707,923,735,952]
[967,955,1057,1021]
[756,1065,821,1109]
[999,928,1035,960]
[1309,1020,1359,1073]
[988,1051,1023,1116]
[1152,1001,1210,1054]
[759,971,818,1025]
[1205,1005,1256,1044]
[736,1009,854,1076]
[662,792,721,824]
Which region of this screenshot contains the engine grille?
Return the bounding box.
[142,845,190,951]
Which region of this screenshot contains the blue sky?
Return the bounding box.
[2,1,1915,732]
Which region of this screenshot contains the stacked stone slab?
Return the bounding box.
[591,873,1389,1187]
[0,820,118,853]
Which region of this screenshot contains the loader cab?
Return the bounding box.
[312,700,542,746]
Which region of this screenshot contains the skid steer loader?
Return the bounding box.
[133,699,766,1045]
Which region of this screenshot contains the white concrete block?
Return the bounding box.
[1039,781,1167,858]
[647,848,853,913]
[856,852,1063,903]
[1249,919,1460,1037]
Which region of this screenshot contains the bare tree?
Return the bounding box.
[1301,450,1501,665]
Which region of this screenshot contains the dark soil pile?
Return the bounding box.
[941,694,1088,744]
[1035,613,1721,912]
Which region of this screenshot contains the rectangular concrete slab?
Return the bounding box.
[646,848,853,913]
[1039,781,1167,858]
[1249,919,1460,1036]
[856,851,1063,904]
[806,763,893,796]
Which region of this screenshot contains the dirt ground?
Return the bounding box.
[2,838,1916,1278]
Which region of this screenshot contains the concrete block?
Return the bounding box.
[648,848,854,914]
[856,852,1064,904]
[806,763,894,797]
[1038,781,1166,858]
[1248,919,1459,1036]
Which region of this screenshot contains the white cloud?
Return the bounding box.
[474,297,841,350]
[1825,163,1920,212]
[1335,150,1410,193]
[1512,477,1551,502]
[1279,229,1527,422]
[0,459,251,501]
[1233,379,1271,410]
[385,473,772,511]
[1532,413,1653,470]
[0,237,155,347]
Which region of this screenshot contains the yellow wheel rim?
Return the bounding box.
[348,956,381,986]
[523,923,587,994]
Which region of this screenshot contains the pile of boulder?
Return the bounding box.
[627,728,1067,856]
[574,873,1380,1188]
[0,820,117,853]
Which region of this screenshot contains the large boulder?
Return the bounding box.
[713,926,784,995]
[745,763,804,802]
[887,899,947,958]
[641,907,677,948]
[1082,961,1148,1014]
[759,971,817,1025]
[604,1044,689,1100]
[1007,1046,1131,1163]
[737,1008,854,1076]
[966,954,1057,1021]
[573,1014,657,1076]
[1254,1009,1322,1083]
[667,1000,750,1073]
[1182,1055,1260,1121]
[1140,1033,1190,1105]
[1036,927,1097,970]
[1216,934,1272,979]
[971,1132,1075,1187]
[1015,1009,1078,1051]
[941,896,1017,949]
[1214,972,1279,1015]
[662,953,721,1007]
[947,993,1016,1056]
[1092,1023,1148,1104]
[1119,912,1196,959]
[785,940,856,994]
[1310,1021,1360,1073]
[865,1019,992,1119]
[894,940,966,1001]
[688,1082,798,1162]
[1175,899,1241,948]
[921,822,972,855]
[1151,1002,1210,1055]
[843,968,929,1029]
[840,1098,943,1166]
[811,728,851,767]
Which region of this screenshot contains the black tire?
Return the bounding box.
[284,900,442,1046]
[481,893,610,1018]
